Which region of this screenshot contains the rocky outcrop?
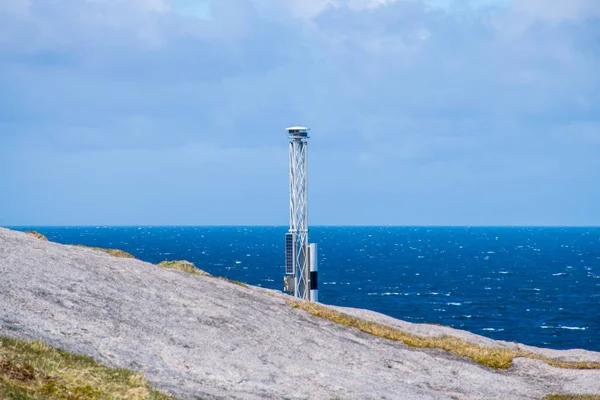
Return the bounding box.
[1,227,599,400]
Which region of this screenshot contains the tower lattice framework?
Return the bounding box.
[289,133,309,299]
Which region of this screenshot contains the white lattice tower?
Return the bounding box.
[286,126,311,300]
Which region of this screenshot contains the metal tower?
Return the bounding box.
[284,126,318,302]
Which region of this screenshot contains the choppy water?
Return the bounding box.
[14,226,600,351]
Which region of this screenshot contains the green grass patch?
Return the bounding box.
[288,300,600,371]
[0,336,179,400]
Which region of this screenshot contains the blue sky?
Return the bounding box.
[0,0,599,226]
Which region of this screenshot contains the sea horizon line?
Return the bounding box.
[5,225,600,229]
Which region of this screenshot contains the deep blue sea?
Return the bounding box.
[13,227,600,352]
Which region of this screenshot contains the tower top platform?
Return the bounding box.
[286,126,310,138]
[287,126,309,131]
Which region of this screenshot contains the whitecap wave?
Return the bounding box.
[559,326,587,331]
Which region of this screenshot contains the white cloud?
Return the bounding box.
[1,0,599,224]
[0,0,598,158]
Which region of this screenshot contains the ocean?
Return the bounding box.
[13,226,600,352]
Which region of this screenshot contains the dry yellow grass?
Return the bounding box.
[217,277,248,288]
[93,248,136,259]
[288,300,600,371]
[22,230,134,259]
[19,230,246,288]
[0,336,179,400]
[76,246,136,259]
[157,261,211,276]
[24,231,48,241]
[19,230,134,259]
[157,260,247,287]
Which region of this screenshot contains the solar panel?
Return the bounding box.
[285,233,296,274]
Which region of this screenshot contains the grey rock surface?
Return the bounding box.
[1,227,599,399]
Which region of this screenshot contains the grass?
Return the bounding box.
[24,232,48,241]
[76,246,136,260]
[217,277,248,288]
[544,396,600,400]
[288,300,600,371]
[157,261,247,287]
[0,336,180,400]
[22,231,134,259]
[157,261,211,276]
[17,229,247,288]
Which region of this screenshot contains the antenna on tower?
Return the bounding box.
[284,125,318,302]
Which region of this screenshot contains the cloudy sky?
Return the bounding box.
[0,0,598,226]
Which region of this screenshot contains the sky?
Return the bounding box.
[0,0,599,226]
